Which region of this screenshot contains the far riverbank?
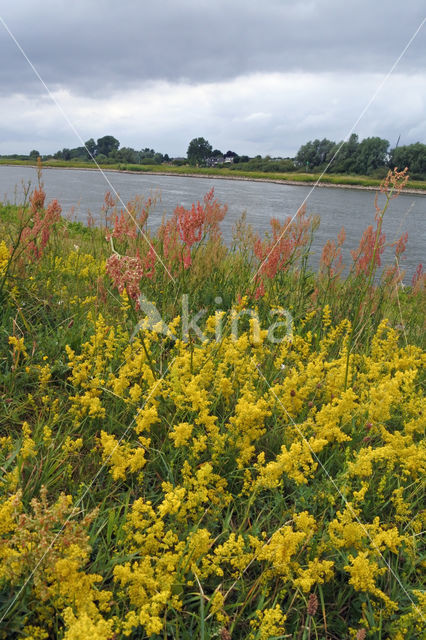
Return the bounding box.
[1,160,425,195]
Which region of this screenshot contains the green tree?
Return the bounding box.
[187,137,212,166]
[69,146,88,160]
[29,149,40,160]
[140,148,155,159]
[295,138,335,170]
[328,134,359,173]
[389,142,426,178]
[355,137,389,175]
[116,147,138,163]
[97,135,120,157]
[295,141,315,169]
[84,138,97,158]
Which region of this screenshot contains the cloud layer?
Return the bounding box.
[0,1,424,155]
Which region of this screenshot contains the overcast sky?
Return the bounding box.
[0,1,425,157]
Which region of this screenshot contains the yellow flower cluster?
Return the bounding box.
[2,308,424,638]
[0,240,10,275]
[249,604,287,639]
[55,249,105,280]
[9,335,27,357]
[0,488,113,638]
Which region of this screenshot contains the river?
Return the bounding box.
[0,165,424,281]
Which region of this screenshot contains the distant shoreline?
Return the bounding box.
[1,162,425,195]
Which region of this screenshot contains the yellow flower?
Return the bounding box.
[294,558,334,592]
[0,240,10,275]
[345,552,383,592]
[62,436,83,456]
[9,335,28,357]
[344,552,397,612]
[258,526,306,577]
[209,590,227,623]
[170,422,193,447]
[20,422,37,460]
[250,604,287,640]
[62,609,115,640]
[322,304,332,328]
[294,511,316,534]
[38,363,51,387]
[22,625,49,640]
[42,426,53,445]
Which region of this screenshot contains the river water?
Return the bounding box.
[0,165,424,281]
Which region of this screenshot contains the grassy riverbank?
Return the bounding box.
[0,168,425,639]
[1,157,426,193]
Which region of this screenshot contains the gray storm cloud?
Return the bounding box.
[1,0,424,95]
[0,1,424,155]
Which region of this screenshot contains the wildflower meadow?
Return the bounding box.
[0,163,424,639]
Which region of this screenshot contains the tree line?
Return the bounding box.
[12,136,169,166]
[1,133,425,179]
[187,135,426,179]
[294,134,426,179]
[53,136,169,165]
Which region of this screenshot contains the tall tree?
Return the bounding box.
[84,138,97,158]
[328,133,359,173]
[97,135,120,157]
[355,137,389,175]
[187,137,212,166]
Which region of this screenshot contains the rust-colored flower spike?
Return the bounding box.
[220,628,232,640]
[380,167,409,198]
[307,592,318,616]
[356,629,367,640]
